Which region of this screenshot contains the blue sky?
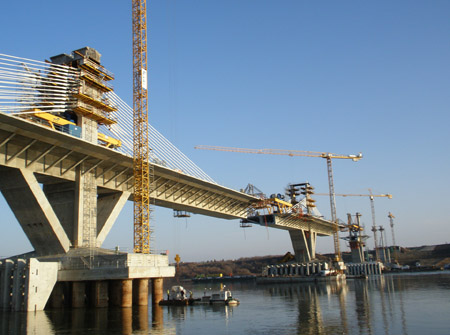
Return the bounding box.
[1,1,449,261]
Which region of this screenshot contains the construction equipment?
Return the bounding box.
[299,183,316,214]
[279,251,295,263]
[194,145,363,262]
[132,0,152,253]
[315,191,392,261]
[28,109,121,148]
[342,212,367,263]
[242,183,266,199]
[251,196,293,216]
[388,212,399,262]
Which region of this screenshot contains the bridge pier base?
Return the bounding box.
[72,282,86,308]
[91,280,109,308]
[121,279,133,308]
[133,278,149,306]
[151,278,164,305]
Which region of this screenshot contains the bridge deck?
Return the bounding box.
[0,112,256,219]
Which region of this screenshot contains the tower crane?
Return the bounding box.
[132,0,152,253]
[194,145,363,262]
[315,191,393,261]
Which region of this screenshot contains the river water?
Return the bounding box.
[1,271,449,334]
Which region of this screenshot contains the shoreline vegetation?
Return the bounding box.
[171,243,450,281]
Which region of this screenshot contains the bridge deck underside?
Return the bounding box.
[0,113,255,220]
[244,214,341,236]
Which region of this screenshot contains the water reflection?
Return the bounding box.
[260,274,419,335]
[0,273,448,334]
[0,305,161,335]
[264,281,350,334]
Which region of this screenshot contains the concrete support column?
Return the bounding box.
[307,231,317,260]
[0,168,70,255]
[289,230,310,263]
[109,279,133,307]
[133,278,149,306]
[109,280,121,307]
[151,278,164,305]
[121,279,133,308]
[92,281,109,307]
[72,282,86,308]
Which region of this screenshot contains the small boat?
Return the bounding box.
[209,288,240,306]
[159,285,197,306]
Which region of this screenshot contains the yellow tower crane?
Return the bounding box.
[194,145,363,262]
[315,191,393,261]
[132,0,152,253]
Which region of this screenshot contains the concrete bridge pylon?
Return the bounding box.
[0,167,129,256]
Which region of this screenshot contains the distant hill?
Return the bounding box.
[173,243,450,280]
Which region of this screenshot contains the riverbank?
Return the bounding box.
[173,243,450,281]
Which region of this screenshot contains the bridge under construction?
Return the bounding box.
[0,48,341,312]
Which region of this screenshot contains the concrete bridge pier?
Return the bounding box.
[48,278,153,309]
[109,279,133,308]
[289,229,317,263]
[72,282,86,308]
[133,278,149,306]
[91,281,109,307]
[151,278,164,305]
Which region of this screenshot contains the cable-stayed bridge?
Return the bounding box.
[0,50,341,311]
[0,50,339,257]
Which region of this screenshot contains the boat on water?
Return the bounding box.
[160,285,240,306]
[208,287,240,306]
[159,285,197,306]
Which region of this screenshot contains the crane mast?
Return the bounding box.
[326,156,341,261]
[369,190,380,261]
[132,0,152,253]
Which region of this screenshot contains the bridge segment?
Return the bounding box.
[0,112,256,255]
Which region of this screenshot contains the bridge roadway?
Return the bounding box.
[0,112,255,220]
